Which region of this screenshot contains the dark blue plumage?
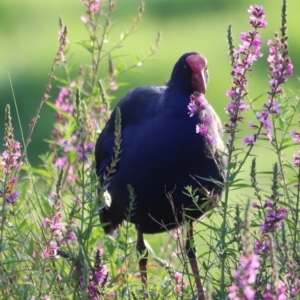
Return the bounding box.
[95,52,225,234]
[95,53,225,299]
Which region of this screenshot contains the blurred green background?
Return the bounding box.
[0,0,299,167]
[1,0,299,278]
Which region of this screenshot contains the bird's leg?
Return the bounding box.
[136,229,148,289]
[185,220,206,300]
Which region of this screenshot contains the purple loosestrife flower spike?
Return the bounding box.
[230,200,260,299]
[174,272,188,295]
[255,239,270,255]
[291,130,300,144]
[66,230,77,241]
[253,195,288,257]
[244,135,257,146]
[55,88,73,124]
[256,26,293,142]
[229,254,260,300]
[76,142,94,161]
[5,191,20,205]
[225,6,266,147]
[293,152,300,167]
[44,214,65,238]
[263,281,287,299]
[76,248,108,299]
[248,5,267,28]
[188,92,217,146]
[260,205,288,235]
[44,241,59,259]
[2,106,22,179]
[188,92,208,117]
[291,131,300,167]
[107,291,116,297]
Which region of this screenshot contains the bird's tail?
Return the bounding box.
[99,207,120,239]
[98,190,123,238]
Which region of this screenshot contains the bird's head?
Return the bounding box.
[169,52,208,95]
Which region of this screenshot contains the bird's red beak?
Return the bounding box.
[186,54,207,95]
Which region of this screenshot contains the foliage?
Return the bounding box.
[0,0,299,299]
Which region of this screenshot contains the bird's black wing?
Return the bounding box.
[95,86,166,181]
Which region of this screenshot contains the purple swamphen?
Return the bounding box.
[95,52,226,300]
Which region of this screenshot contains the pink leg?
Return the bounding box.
[137,230,148,298]
[186,221,206,300]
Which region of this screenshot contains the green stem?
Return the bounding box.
[293,169,300,256]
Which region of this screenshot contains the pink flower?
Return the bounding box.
[11,177,18,184]
[76,248,109,299]
[54,214,62,223]
[98,248,104,256]
[44,241,59,259]
[229,254,260,300]
[201,113,212,125]
[95,264,108,285]
[76,142,94,161]
[194,93,208,109]
[267,38,293,97]
[86,142,94,152]
[256,199,288,235]
[55,89,73,124]
[248,5,267,28]
[174,281,188,294]
[264,199,273,208]
[44,214,65,237]
[44,218,52,225]
[244,135,257,146]
[109,81,118,91]
[174,272,183,280]
[188,92,208,117]
[188,101,198,117]
[5,191,20,205]
[226,6,266,145]
[107,291,116,297]
[263,281,287,299]
[226,89,236,98]
[291,130,300,144]
[248,121,257,129]
[226,100,249,115]
[228,284,239,299]
[268,99,281,115]
[1,140,22,177]
[172,227,182,239]
[55,156,68,168]
[206,133,217,146]
[293,152,300,166]
[58,28,69,45]
[81,16,90,24]
[255,239,270,255]
[187,101,198,117]
[90,5,99,13]
[196,124,208,136]
[66,230,77,241]
[67,165,77,182]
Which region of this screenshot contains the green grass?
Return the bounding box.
[1,1,300,299]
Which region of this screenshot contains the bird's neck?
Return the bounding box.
[163,85,194,112]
